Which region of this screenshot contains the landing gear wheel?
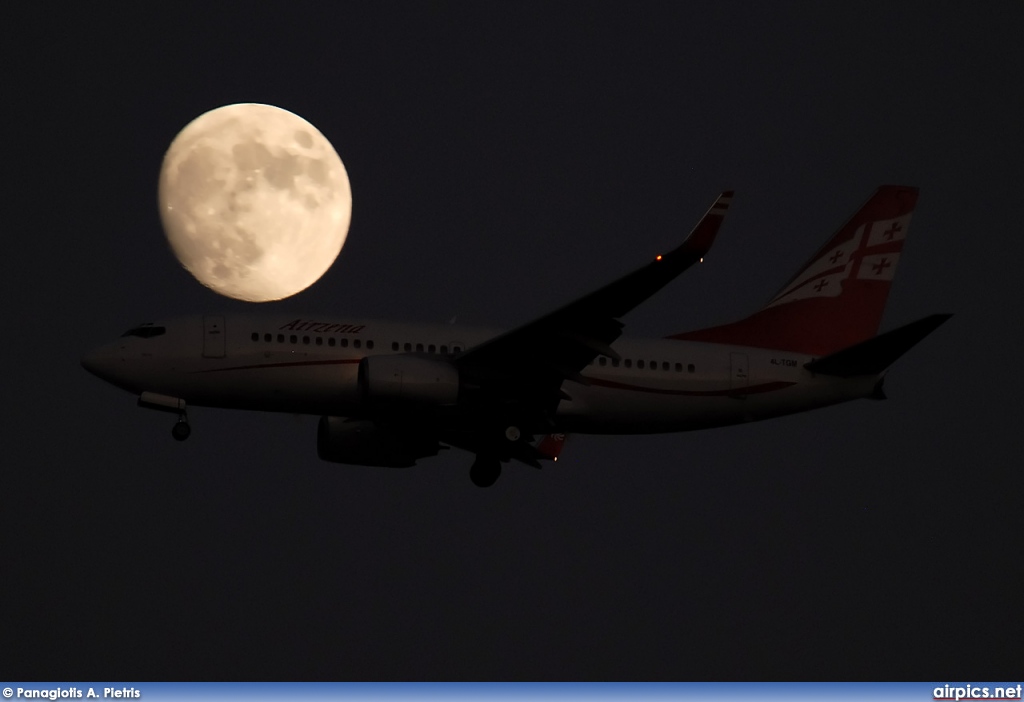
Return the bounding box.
[470,456,501,488]
[504,425,521,442]
[171,420,191,442]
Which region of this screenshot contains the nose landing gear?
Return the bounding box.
[138,391,191,442]
[171,418,191,441]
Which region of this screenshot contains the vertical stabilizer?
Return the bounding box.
[669,186,918,356]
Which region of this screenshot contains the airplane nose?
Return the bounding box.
[81,351,97,374]
[81,347,120,382]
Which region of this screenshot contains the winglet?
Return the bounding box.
[677,190,734,256]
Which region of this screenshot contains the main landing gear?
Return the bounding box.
[469,424,522,487]
[470,455,501,488]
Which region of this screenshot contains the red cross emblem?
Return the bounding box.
[882,221,902,240]
[872,258,891,275]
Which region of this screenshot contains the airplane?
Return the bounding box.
[82,185,950,487]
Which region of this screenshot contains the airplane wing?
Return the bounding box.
[454,191,733,424]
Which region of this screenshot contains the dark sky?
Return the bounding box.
[5,3,1024,680]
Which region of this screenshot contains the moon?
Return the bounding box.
[158,103,352,302]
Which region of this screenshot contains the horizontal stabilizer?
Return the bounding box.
[804,314,952,377]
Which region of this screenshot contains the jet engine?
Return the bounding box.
[317,416,445,467]
[358,355,459,408]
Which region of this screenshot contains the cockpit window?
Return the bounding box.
[121,325,166,339]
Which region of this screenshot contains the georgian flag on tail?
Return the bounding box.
[766,210,912,308]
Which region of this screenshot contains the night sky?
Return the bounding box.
[5,3,1024,680]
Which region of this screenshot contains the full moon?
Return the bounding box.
[158,103,352,301]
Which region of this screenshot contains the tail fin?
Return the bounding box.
[668,185,919,356]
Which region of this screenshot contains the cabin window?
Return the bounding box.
[251,332,259,342]
[612,358,620,367]
[637,360,645,369]
[341,338,348,348]
[688,363,695,373]
[675,362,682,372]
[289,335,297,344]
[392,342,399,351]
[277,334,285,343]
[428,344,435,354]
[315,337,323,346]
[440,345,448,355]
[453,346,462,354]
[624,359,632,368]
[264,333,272,342]
[302,336,310,345]
[416,343,424,353]
[367,340,374,350]
[354,339,361,349]
[328,338,336,347]
[404,342,412,352]
[662,361,670,371]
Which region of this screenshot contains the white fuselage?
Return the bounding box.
[83,314,878,434]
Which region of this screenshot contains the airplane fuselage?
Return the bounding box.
[83,313,878,435]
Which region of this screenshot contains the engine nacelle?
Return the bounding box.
[317,416,443,467]
[358,355,459,408]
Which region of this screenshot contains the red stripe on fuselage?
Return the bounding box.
[583,377,796,396]
[193,358,362,373]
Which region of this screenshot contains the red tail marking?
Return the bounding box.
[668,186,918,356]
